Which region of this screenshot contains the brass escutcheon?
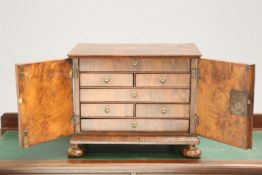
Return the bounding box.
[131,121,137,128]
[104,76,110,83]
[160,76,166,83]
[104,105,111,113]
[161,107,167,114]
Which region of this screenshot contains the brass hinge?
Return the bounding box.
[71,115,80,125]
[19,65,25,80]
[195,115,200,125]
[18,97,23,104]
[69,68,78,78]
[24,128,28,148]
[191,68,200,80]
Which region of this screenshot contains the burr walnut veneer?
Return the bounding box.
[15,44,255,158]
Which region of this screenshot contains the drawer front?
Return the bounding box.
[81,119,189,132]
[136,104,189,118]
[80,73,133,87]
[136,74,190,87]
[81,104,133,118]
[79,57,190,72]
[80,89,190,103]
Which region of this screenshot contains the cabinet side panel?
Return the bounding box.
[16,59,74,147]
[197,58,255,149]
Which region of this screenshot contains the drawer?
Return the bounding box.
[80,73,133,87]
[136,104,189,118]
[136,74,190,87]
[81,104,133,118]
[81,119,189,132]
[79,57,190,72]
[80,89,190,103]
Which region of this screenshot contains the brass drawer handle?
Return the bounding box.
[104,105,111,113]
[132,60,138,67]
[161,107,167,114]
[160,76,166,84]
[131,91,137,98]
[131,121,137,128]
[104,76,110,83]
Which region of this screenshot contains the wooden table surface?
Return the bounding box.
[0,113,262,174]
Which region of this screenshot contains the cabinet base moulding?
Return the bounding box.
[70,133,200,145]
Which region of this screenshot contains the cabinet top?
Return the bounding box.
[68,43,201,58]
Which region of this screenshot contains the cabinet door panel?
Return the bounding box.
[16,59,74,147]
[197,58,255,149]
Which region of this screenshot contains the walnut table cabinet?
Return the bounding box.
[15,44,255,158]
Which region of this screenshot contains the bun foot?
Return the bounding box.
[68,144,85,158]
[182,145,201,159]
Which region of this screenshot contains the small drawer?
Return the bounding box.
[80,89,190,103]
[136,74,190,87]
[79,57,190,72]
[80,73,133,87]
[81,104,133,118]
[136,104,189,118]
[81,119,189,132]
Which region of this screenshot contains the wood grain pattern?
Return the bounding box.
[79,57,190,72]
[16,59,74,147]
[81,104,133,118]
[136,104,189,118]
[81,119,189,132]
[136,74,190,87]
[80,89,190,103]
[68,43,201,57]
[80,73,133,87]
[196,58,255,149]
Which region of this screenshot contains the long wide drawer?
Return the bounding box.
[136,74,190,87]
[81,119,189,132]
[81,104,133,118]
[136,104,189,118]
[80,89,190,103]
[79,57,190,72]
[80,73,133,87]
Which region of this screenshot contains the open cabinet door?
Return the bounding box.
[16,59,74,148]
[196,58,255,149]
